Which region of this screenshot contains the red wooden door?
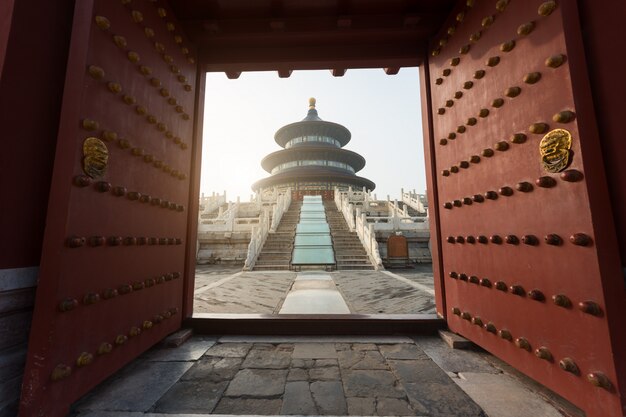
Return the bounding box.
[424,1,626,416]
[20,0,198,414]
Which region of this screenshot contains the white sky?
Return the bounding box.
[200,68,427,202]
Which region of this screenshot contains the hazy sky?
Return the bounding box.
[200,68,427,201]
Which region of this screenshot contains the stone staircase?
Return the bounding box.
[323,201,375,270]
[252,201,302,271]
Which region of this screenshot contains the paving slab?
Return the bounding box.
[315,359,338,367]
[152,380,228,413]
[144,337,217,361]
[204,342,252,358]
[379,343,430,360]
[74,361,193,412]
[309,366,341,381]
[292,343,338,359]
[224,368,288,397]
[376,397,416,416]
[346,397,376,415]
[212,397,282,415]
[287,367,309,381]
[338,349,389,370]
[389,359,453,384]
[455,372,563,417]
[310,380,348,415]
[241,346,292,368]
[180,357,242,382]
[342,370,404,398]
[404,381,487,417]
[281,381,317,415]
[413,336,500,374]
[291,358,315,368]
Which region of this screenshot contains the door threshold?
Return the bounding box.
[186,313,445,335]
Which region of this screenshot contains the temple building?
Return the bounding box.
[252,98,375,200]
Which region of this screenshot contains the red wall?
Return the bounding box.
[0,0,75,269]
[578,1,626,268]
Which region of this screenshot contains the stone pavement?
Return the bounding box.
[72,335,570,417]
[193,266,436,315]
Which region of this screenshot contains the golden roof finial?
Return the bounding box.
[308,97,316,109]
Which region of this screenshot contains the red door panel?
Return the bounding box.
[20,0,197,415]
[426,1,625,416]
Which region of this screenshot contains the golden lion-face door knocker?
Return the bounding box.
[82,137,109,179]
[539,128,572,173]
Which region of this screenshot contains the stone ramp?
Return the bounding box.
[279,273,350,314]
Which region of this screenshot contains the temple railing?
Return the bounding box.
[355,208,384,270]
[198,192,227,218]
[198,202,240,231]
[364,214,428,231]
[270,189,291,232]
[334,189,356,231]
[334,190,381,270]
[243,208,270,271]
[243,189,291,270]
[400,188,428,215]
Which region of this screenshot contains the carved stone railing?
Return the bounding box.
[355,208,384,270]
[243,208,270,271]
[364,214,428,231]
[270,189,291,232]
[400,188,427,215]
[198,192,227,218]
[198,202,241,231]
[335,190,356,231]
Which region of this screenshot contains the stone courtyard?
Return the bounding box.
[193,265,436,315]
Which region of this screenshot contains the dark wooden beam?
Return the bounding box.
[188,13,443,38]
[384,67,400,75]
[277,69,292,78]
[331,68,346,77]
[199,41,426,72]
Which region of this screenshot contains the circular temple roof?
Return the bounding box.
[251,166,375,192]
[274,100,351,147]
[260,146,366,173]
